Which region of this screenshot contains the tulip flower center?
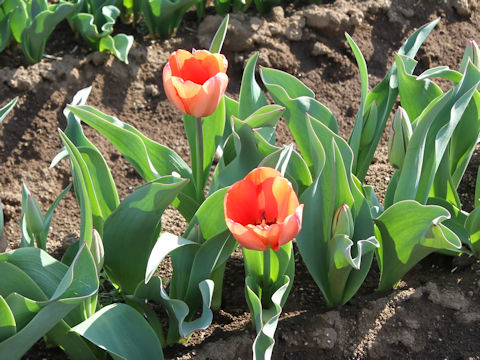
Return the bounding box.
[255,212,277,228]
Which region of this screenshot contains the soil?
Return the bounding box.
[2,0,480,359]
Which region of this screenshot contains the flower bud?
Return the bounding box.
[360,101,378,148]
[460,40,480,74]
[90,228,104,273]
[388,107,412,170]
[25,194,44,235]
[332,203,354,238]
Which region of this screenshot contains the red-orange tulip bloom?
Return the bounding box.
[163,49,229,118]
[224,167,304,251]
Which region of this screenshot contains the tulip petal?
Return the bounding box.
[169,49,193,77]
[224,176,258,226]
[187,72,229,118]
[245,167,281,186]
[278,204,303,247]
[163,64,187,114]
[226,220,267,251]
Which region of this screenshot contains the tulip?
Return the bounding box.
[331,203,354,239]
[25,193,44,235]
[163,49,229,118]
[224,167,304,251]
[388,106,412,170]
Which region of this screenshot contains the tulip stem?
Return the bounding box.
[195,116,204,202]
[263,248,271,302]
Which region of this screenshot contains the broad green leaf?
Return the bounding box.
[239,53,268,119]
[476,166,480,208]
[72,303,164,360]
[5,0,28,43]
[375,200,461,291]
[98,33,134,63]
[59,130,95,244]
[21,2,77,63]
[245,275,290,360]
[134,277,214,344]
[0,262,47,301]
[67,105,197,220]
[141,0,197,39]
[0,248,67,298]
[0,97,17,124]
[183,232,236,313]
[466,207,480,255]
[417,66,463,83]
[145,232,198,284]
[0,296,16,342]
[395,54,443,121]
[261,67,338,170]
[209,14,229,53]
[394,62,480,203]
[0,301,78,360]
[103,177,187,294]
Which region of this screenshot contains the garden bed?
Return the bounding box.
[2,0,480,358]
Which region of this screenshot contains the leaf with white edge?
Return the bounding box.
[0,97,17,124]
[134,277,214,344]
[417,66,463,83]
[99,34,134,64]
[72,303,164,360]
[145,232,198,284]
[375,200,462,291]
[245,275,290,360]
[103,176,188,294]
[239,53,268,119]
[209,14,229,53]
[466,207,480,255]
[0,295,16,342]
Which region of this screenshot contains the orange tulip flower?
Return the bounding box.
[163,49,229,118]
[224,167,304,251]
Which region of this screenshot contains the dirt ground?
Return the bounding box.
[2,0,480,359]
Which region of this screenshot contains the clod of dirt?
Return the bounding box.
[312,41,331,56]
[425,282,470,311]
[8,67,42,91]
[145,84,160,97]
[285,14,306,42]
[450,0,477,16]
[303,6,349,32]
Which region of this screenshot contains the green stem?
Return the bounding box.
[195,117,204,202]
[263,248,271,303]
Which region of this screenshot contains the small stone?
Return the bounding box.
[145,84,160,97]
[66,68,80,82]
[271,6,284,22]
[348,9,364,25]
[312,42,331,56]
[89,51,110,66]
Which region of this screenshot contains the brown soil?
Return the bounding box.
[1,0,480,359]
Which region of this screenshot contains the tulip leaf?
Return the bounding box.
[72,303,164,360]
[239,53,268,120]
[417,66,463,83]
[375,200,462,291]
[99,33,134,63]
[0,97,17,124]
[466,207,480,255]
[209,14,229,53]
[171,188,228,300]
[296,116,376,306]
[103,176,187,294]
[394,62,480,204]
[348,18,440,181]
[476,167,480,209]
[395,54,443,121]
[261,67,338,171]
[0,296,16,342]
[245,275,290,360]
[134,276,214,344]
[67,105,198,221]
[145,232,199,284]
[0,244,99,360]
[59,130,96,245]
[0,301,78,360]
